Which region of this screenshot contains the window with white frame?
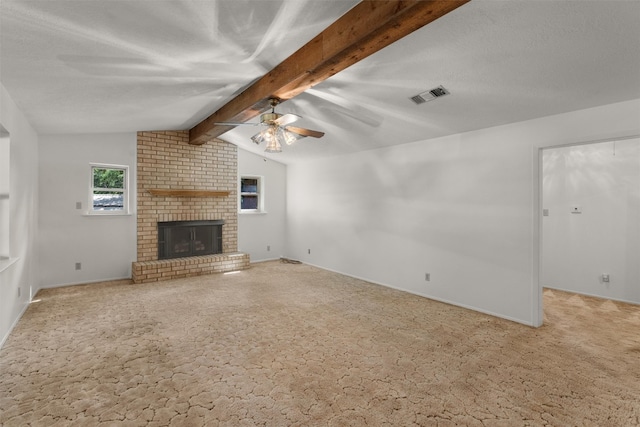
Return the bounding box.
[90,164,129,214]
[240,176,263,212]
[0,125,10,259]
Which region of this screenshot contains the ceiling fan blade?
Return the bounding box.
[273,113,300,126]
[285,126,325,138]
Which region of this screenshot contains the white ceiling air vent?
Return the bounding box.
[410,85,450,105]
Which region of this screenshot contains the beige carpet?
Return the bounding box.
[1,261,639,426]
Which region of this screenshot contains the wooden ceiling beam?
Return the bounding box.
[189,0,471,145]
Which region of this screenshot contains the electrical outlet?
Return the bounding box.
[425,273,431,281]
[602,274,610,283]
[76,201,82,210]
[267,245,271,251]
[75,262,82,270]
[308,249,311,254]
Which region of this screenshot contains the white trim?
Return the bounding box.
[532,146,543,327]
[89,163,130,215]
[537,133,640,319]
[249,257,282,263]
[300,261,539,327]
[239,175,265,213]
[82,213,133,217]
[0,130,10,261]
[37,275,132,289]
[544,285,640,307]
[0,257,19,273]
[0,297,29,350]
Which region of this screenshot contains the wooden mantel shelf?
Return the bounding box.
[147,189,230,197]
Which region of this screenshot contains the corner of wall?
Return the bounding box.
[0,82,40,349]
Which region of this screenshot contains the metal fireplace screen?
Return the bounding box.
[157,220,224,260]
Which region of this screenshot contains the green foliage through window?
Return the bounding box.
[91,165,127,212]
[93,168,124,189]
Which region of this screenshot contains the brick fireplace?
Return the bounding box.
[132,130,249,283]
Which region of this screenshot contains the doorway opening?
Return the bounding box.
[539,136,640,313]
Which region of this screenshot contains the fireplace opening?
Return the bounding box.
[158,220,223,260]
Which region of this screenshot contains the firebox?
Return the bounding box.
[158,220,224,260]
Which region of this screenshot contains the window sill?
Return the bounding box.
[82,212,134,217]
[0,257,19,274]
[239,211,268,215]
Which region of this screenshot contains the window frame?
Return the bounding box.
[88,163,129,215]
[0,125,10,261]
[239,175,265,214]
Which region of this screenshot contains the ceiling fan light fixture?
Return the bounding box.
[264,138,282,153]
[243,98,323,153]
[251,132,266,145]
[263,126,282,153]
[281,128,301,145]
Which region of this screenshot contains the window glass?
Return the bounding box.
[241,195,258,210]
[240,176,262,212]
[91,164,128,213]
[241,178,258,193]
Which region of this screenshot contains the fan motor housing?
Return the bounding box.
[260,113,281,124]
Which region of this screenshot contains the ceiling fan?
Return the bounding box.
[215,98,324,153]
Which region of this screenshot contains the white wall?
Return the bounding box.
[542,138,640,303]
[38,133,137,288]
[285,99,640,326]
[238,149,286,262]
[0,83,39,347]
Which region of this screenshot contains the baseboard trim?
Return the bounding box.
[302,261,537,327]
[250,257,282,264]
[0,300,30,350]
[544,285,640,306]
[36,276,133,291]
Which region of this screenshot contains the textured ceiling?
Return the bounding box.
[1,0,640,164]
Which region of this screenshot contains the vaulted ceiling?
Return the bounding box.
[2,0,639,164]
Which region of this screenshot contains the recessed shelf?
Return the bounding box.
[147,189,230,198]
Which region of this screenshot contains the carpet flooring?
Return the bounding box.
[1,261,639,426]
